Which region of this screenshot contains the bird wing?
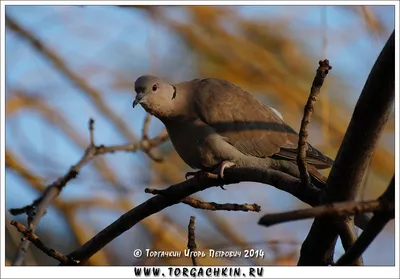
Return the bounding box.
[193,78,333,169]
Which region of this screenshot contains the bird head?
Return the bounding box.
[133,75,177,118]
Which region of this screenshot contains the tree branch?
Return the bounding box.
[187,216,199,266]
[297,59,332,187]
[258,199,391,227]
[10,221,77,265]
[7,12,391,266]
[181,198,261,212]
[298,31,395,266]
[89,119,95,146]
[9,118,167,266]
[336,220,359,254]
[294,58,361,261]
[63,167,323,265]
[139,114,166,162]
[7,90,134,193]
[146,188,261,212]
[336,175,394,265]
[142,113,152,140]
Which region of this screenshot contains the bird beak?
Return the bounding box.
[132,93,144,108]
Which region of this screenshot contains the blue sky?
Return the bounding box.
[4,5,395,265]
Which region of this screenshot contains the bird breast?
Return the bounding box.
[164,119,228,170]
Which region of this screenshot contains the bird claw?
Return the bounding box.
[184,161,235,190]
[218,161,236,179]
[185,171,196,180]
[216,161,235,190]
[185,170,217,180]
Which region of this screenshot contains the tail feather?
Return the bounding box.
[308,165,328,190]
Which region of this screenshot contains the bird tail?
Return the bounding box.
[308,165,328,190]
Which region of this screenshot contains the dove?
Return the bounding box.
[132,75,333,187]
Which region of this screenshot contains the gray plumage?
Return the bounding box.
[133,75,334,185]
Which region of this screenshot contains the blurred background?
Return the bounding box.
[4,5,395,266]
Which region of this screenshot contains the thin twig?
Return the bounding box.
[142,113,152,140]
[26,206,36,229]
[63,166,329,265]
[10,220,77,265]
[187,216,198,266]
[9,120,167,217]
[297,59,332,187]
[7,90,134,193]
[258,199,391,227]
[148,129,169,146]
[336,213,392,265]
[62,131,369,266]
[89,118,95,146]
[182,198,261,212]
[298,31,394,266]
[336,175,394,265]
[336,220,361,264]
[138,114,167,162]
[145,188,261,212]
[9,119,168,265]
[10,158,81,265]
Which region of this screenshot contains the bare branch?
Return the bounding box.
[298,31,395,266]
[142,113,152,140]
[336,175,394,265]
[140,115,165,161]
[63,167,323,265]
[10,160,80,265]
[89,118,95,146]
[7,91,133,193]
[26,207,36,229]
[336,220,359,256]
[181,198,261,212]
[8,119,168,265]
[146,188,261,212]
[7,10,392,267]
[187,216,199,266]
[10,221,77,265]
[137,114,167,162]
[152,167,323,206]
[259,199,391,227]
[297,59,332,187]
[148,129,169,146]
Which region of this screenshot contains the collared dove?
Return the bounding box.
[132,75,333,187]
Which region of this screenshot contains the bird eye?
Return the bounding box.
[152,84,158,91]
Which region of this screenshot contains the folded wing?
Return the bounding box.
[193,78,333,169]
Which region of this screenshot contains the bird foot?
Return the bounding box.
[185,161,236,180]
[216,160,236,179]
[184,161,235,190]
[185,170,218,180]
[185,171,196,180]
[214,161,235,190]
